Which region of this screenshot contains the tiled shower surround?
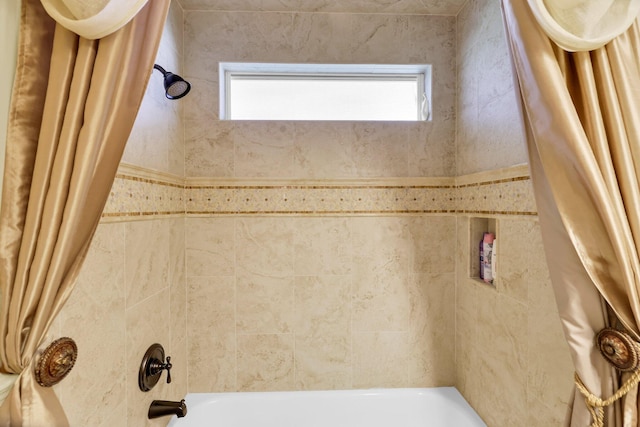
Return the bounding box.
[49,1,574,426]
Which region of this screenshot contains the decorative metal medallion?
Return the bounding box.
[596,328,640,372]
[35,337,78,387]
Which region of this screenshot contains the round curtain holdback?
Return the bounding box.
[574,328,640,427]
[597,328,640,371]
[34,337,78,387]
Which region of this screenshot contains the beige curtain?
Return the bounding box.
[527,0,640,51]
[41,0,149,39]
[502,0,640,426]
[0,0,169,425]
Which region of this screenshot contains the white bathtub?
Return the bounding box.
[167,387,486,427]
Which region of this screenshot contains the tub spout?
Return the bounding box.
[148,399,187,419]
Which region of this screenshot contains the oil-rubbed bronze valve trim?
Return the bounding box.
[597,328,640,372]
[34,337,78,387]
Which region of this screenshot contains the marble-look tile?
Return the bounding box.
[235,218,294,276]
[185,11,293,80]
[455,216,470,279]
[455,0,527,176]
[527,297,573,422]
[472,290,528,426]
[125,291,172,426]
[237,334,295,391]
[188,276,236,334]
[455,103,480,177]
[407,216,456,273]
[407,121,456,177]
[183,11,226,79]
[188,333,237,392]
[124,219,170,307]
[351,218,410,331]
[294,275,351,336]
[476,95,526,171]
[454,278,479,398]
[183,10,457,181]
[170,217,186,290]
[476,290,528,378]
[295,334,352,390]
[408,15,456,64]
[526,395,568,427]
[184,78,219,123]
[187,276,236,391]
[164,1,184,61]
[408,273,455,387]
[125,75,173,172]
[293,122,355,179]
[292,217,352,276]
[408,15,457,125]
[353,332,408,388]
[474,349,527,427]
[351,122,409,178]
[350,218,410,272]
[54,223,126,427]
[178,0,468,15]
[496,218,537,304]
[236,273,294,334]
[185,217,235,276]
[185,120,235,177]
[290,13,352,62]
[349,14,410,63]
[126,0,184,178]
[233,122,295,178]
[351,282,410,333]
[169,218,188,397]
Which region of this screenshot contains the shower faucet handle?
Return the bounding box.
[165,356,172,384]
[139,344,174,391]
[151,355,172,384]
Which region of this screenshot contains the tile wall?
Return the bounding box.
[182,11,457,179]
[45,1,575,426]
[456,0,528,175]
[455,1,573,426]
[179,7,461,396]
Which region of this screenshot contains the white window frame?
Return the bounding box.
[219,63,432,122]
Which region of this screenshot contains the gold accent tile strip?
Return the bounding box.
[185,176,456,188]
[187,210,457,215]
[102,165,538,221]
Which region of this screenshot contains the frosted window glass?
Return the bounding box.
[220,63,431,122]
[229,77,420,121]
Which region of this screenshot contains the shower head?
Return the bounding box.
[153,64,191,100]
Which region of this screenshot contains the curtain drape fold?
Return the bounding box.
[502,0,640,425]
[527,0,640,51]
[0,0,169,424]
[40,0,149,39]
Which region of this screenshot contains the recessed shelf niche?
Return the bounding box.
[469,217,496,285]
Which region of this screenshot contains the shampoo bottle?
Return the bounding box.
[479,238,484,280]
[482,232,495,283]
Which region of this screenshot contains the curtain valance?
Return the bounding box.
[40,0,148,39]
[528,0,640,51]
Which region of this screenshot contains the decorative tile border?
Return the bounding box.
[455,165,537,216]
[101,164,185,222]
[186,182,455,215]
[101,163,536,221]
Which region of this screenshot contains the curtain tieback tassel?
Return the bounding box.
[574,370,640,427]
[574,327,640,427]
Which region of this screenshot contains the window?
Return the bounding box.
[220,63,431,121]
